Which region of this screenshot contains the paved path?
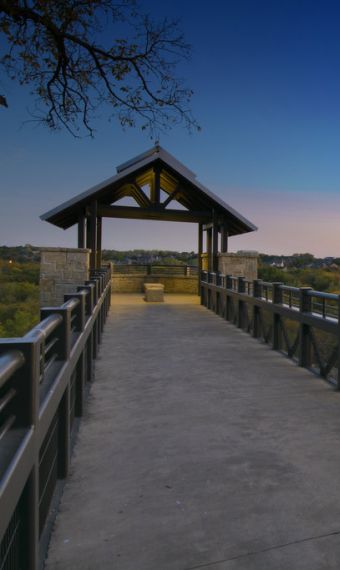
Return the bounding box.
[45,294,340,570]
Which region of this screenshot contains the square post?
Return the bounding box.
[272,283,283,350]
[89,200,97,270]
[77,214,86,248]
[212,222,219,273]
[221,222,228,253]
[96,216,102,269]
[206,227,213,273]
[299,287,312,367]
[198,223,203,297]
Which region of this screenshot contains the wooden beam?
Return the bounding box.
[97,204,211,223]
[151,167,160,204]
[132,183,152,208]
[162,187,179,208]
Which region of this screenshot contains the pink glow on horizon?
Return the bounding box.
[227,189,340,257]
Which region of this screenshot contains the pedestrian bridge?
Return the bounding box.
[2,272,340,569]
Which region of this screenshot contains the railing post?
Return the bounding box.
[237,276,245,293]
[237,277,245,328]
[64,292,86,332]
[86,278,98,304]
[0,337,41,570]
[299,287,312,368]
[337,295,340,390]
[200,272,205,305]
[58,385,70,479]
[272,283,283,350]
[40,307,71,361]
[75,351,86,417]
[253,279,263,338]
[225,275,232,321]
[79,284,95,315]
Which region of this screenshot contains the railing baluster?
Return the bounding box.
[299,288,312,368]
[272,283,283,350]
[253,279,262,338]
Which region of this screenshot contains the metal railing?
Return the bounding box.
[0,265,111,570]
[112,263,198,276]
[201,271,340,388]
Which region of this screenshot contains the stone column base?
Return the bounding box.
[218,251,258,280]
[40,247,90,306]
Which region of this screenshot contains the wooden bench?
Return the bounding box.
[144,283,164,302]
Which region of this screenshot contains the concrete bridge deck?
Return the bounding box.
[45,294,340,570]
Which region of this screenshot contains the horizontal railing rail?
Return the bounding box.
[0,264,112,570]
[112,263,198,276]
[201,271,340,388]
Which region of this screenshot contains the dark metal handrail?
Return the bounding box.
[0,351,25,389]
[0,264,112,569]
[201,271,340,388]
[112,263,198,276]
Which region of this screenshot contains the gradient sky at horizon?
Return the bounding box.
[1,0,340,256]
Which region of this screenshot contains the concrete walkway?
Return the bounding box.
[45,294,340,570]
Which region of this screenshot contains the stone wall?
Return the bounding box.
[111,274,198,294]
[40,247,90,306]
[218,251,258,281]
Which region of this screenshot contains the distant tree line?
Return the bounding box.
[102,249,198,265]
[2,247,340,338]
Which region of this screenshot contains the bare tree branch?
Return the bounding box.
[0,0,199,136]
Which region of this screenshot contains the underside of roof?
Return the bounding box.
[40,146,257,236]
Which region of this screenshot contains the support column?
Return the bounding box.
[212,222,219,273]
[86,216,91,250]
[89,200,97,270]
[198,223,203,294]
[206,227,213,272]
[221,222,228,253]
[96,216,102,269]
[78,213,86,248]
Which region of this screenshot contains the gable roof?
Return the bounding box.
[40,145,257,236]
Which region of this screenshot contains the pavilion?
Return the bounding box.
[41,145,257,273]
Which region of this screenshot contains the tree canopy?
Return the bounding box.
[0,0,199,136]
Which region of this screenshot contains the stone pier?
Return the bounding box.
[40,247,90,306]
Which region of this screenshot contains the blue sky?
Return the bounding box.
[1,0,340,255]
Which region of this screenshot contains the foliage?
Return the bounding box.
[0,244,40,262]
[258,264,340,293]
[0,260,39,284]
[0,260,39,337]
[102,248,198,265]
[0,0,199,136]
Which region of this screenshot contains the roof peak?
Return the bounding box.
[116,144,197,180]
